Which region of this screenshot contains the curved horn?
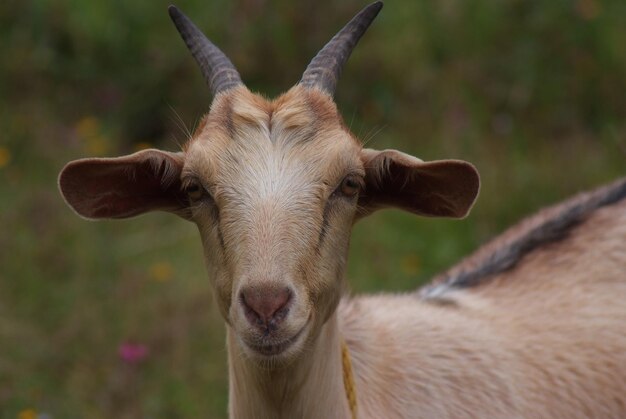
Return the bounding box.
[169,5,243,96]
[299,1,383,96]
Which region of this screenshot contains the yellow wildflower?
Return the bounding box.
[17,409,37,419]
[0,147,11,168]
[75,116,100,138]
[149,262,174,282]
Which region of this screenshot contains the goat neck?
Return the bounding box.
[228,311,350,419]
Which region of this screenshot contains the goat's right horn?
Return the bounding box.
[169,5,243,96]
[299,1,383,96]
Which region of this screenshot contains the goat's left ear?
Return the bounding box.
[58,149,190,220]
[358,148,480,219]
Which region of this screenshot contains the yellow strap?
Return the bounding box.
[341,339,358,419]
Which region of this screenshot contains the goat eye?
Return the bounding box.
[340,176,361,197]
[185,181,204,201]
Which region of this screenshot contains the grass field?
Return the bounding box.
[1,0,625,417]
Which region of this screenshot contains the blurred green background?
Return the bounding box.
[1,0,625,417]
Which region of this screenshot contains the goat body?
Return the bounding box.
[58,2,626,418]
[343,180,626,419]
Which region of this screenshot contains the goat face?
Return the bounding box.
[186,86,363,361]
[57,3,480,364]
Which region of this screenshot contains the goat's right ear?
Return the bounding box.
[58,149,190,220]
[357,148,480,219]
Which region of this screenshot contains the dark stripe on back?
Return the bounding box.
[426,177,626,292]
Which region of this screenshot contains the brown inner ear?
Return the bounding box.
[59,149,189,220]
[358,149,480,219]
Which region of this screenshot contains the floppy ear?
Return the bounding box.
[358,148,480,219]
[58,149,190,220]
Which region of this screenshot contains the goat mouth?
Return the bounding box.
[247,324,307,357]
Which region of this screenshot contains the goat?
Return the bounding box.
[58,2,626,418]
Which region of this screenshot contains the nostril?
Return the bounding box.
[240,287,292,327]
[240,292,263,326]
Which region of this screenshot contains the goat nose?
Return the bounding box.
[240,287,292,329]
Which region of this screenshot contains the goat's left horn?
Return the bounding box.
[169,5,243,96]
[299,1,383,96]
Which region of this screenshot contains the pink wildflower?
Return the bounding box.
[118,342,149,364]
